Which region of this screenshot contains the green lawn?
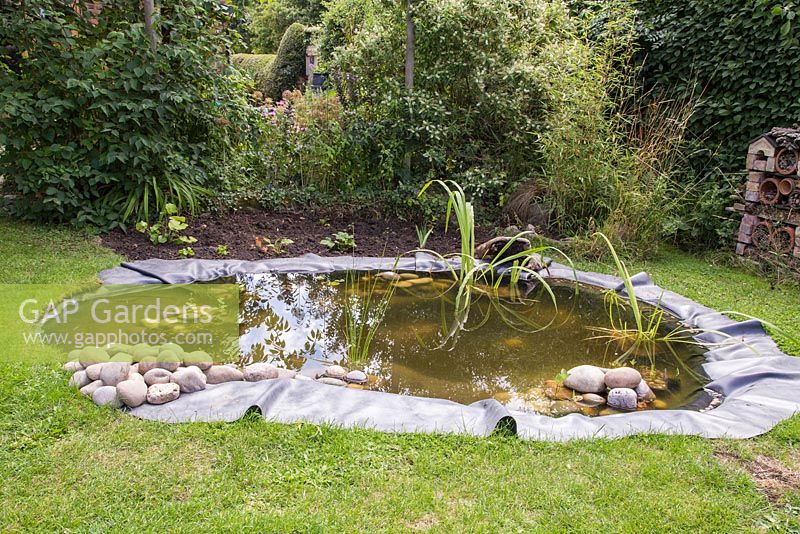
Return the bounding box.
[1,218,798,532]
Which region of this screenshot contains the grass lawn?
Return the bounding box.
[1,218,798,532]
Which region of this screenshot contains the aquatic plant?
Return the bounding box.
[342,268,398,367]
[417,180,573,346]
[587,232,703,370]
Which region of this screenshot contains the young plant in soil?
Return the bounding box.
[321,231,356,252]
[255,236,294,255]
[415,224,433,248]
[135,203,197,246]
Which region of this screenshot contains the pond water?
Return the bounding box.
[231,271,708,416]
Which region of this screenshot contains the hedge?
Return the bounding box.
[231,53,276,96]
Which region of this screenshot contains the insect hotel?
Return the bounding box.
[734,127,800,268]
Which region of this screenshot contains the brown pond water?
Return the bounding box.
[233,272,708,416]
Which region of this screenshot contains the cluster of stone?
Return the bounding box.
[545,365,664,412]
[313,364,370,388]
[64,344,374,408]
[64,344,240,408]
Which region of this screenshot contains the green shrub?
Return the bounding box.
[319,0,550,210]
[263,22,308,101]
[231,53,277,95]
[247,0,325,53]
[0,0,258,229]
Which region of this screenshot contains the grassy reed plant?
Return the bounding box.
[418,180,572,346]
[342,269,398,367]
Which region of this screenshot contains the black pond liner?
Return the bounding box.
[99,253,800,440]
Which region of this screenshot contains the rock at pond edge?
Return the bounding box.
[117,379,147,408]
[563,365,606,394]
[146,383,180,405]
[607,388,638,411]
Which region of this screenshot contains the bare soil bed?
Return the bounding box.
[102,208,493,261]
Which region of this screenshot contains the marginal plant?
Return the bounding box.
[342,268,398,367]
[417,180,573,347]
[587,232,703,371]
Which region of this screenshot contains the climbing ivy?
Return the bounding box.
[637,0,800,173]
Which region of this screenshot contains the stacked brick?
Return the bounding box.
[734,128,800,265]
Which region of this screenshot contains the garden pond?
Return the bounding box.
[227,271,709,416]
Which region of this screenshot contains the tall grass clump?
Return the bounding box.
[519,1,702,257]
[587,233,701,371]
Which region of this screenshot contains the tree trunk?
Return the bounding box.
[143,0,157,53]
[403,0,414,176]
[404,0,414,90]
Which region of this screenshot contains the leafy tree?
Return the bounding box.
[319,0,550,206]
[0,0,259,228]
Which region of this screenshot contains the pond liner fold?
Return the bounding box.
[99,253,800,441]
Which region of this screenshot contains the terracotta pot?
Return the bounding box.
[779,178,795,196]
[759,178,781,205]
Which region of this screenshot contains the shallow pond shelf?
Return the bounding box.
[96,253,800,441]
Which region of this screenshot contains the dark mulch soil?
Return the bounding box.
[103,208,494,261]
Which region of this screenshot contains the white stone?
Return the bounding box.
[100,361,130,387]
[143,368,172,386]
[183,351,213,371]
[323,365,347,380]
[85,363,104,381]
[146,383,180,405]
[604,367,642,389]
[607,388,638,411]
[564,365,606,394]
[317,377,346,386]
[204,365,244,384]
[62,361,83,373]
[170,366,207,393]
[243,362,279,382]
[79,380,104,397]
[69,370,90,389]
[117,379,147,408]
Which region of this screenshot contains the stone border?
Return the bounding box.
[98,253,800,440]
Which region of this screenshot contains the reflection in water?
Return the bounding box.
[233,272,708,414]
